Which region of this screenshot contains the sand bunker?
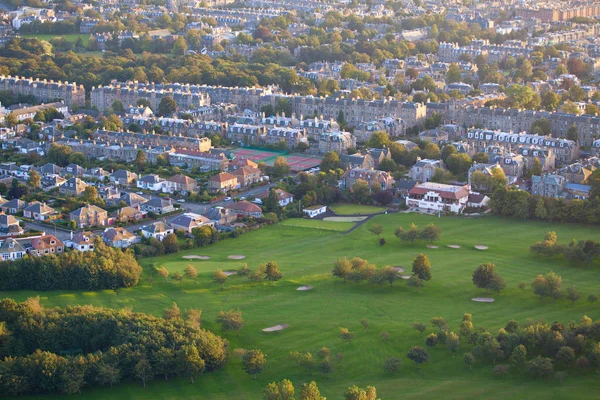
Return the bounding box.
[182,255,211,260]
[472,297,495,303]
[426,245,439,249]
[323,216,367,222]
[297,285,313,291]
[223,271,237,276]
[447,245,461,249]
[392,266,405,273]
[262,324,290,332]
[474,245,488,250]
[228,255,246,260]
[400,275,411,280]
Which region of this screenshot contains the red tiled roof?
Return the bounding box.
[225,200,262,213]
[209,172,237,183]
[409,184,469,200]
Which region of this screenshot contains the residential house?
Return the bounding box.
[343,168,395,191]
[28,235,64,256]
[23,201,58,221]
[41,174,66,190]
[162,174,198,194]
[208,172,239,193]
[99,186,121,204]
[65,231,97,251]
[140,221,174,241]
[303,205,327,218]
[203,207,237,225]
[69,205,109,228]
[225,200,263,218]
[0,214,23,236]
[467,193,490,209]
[110,169,138,186]
[229,158,258,171]
[367,147,392,169]
[564,183,591,199]
[1,199,25,214]
[396,179,418,199]
[36,163,63,177]
[59,177,88,196]
[531,174,566,197]
[140,198,174,214]
[62,164,85,177]
[419,128,448,144]
[409,159,442,182]
[137,174,164,191]
[170,212,214,233]
[406,182,470,214]
[256,188,294,207]
[232,166,263,188]
[102,227,138,248]
[114,206,146,223]
[84,167,110,181]
[0,238,26,260]
[119,192,148,208]
[341,153,375,170]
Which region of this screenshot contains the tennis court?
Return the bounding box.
[286,155,322,172]
[232,148,321,172]
[232,148,282,162]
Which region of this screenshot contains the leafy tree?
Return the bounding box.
[135,150,147,170]
[566,286,582,307]
[464,352,475,370]
[494,364,510,377]
[447,332,460,357]
[164,302,182,320]
[264,379,295,400]
[265,261,283,284]
[5,112,17,127]
[368,224,383,238]
[67,152,87,167]
[217,309,244,334]
[170,271,183,285]
[273,156,290,177]
[83,186,100,204]
[425,333,438,348]
[47,143,73,166]
[542,91,560,111]
[242,349,266,379]
[344,385,377,400]
[413,323,427,334]
[111,99,125,114]
[28,169,41,188]
[532,272,562,300]
[556,346,575,369]
[320,151,340,172]
[350,179,371,204]
[213,269,228,288]
[510,344,527,366]
[407,346,429,369]
[299,381,325,400]
[384,357,402,373]
[472,263,504,293]
[567,125,578,142]
[158,96,178,117]
[420,224,440,243]
[339,327,355,342]
[407,275,425,292]
[526,356,554,378]
[97,362,121,388]
[157,266,169,281]
[588,294,598,304]
[460,313,474,337]
[185,265,198,283]
[395,223,420,245]
[135,358,153,388]
[332,258,352,281]
[187,308,202,329]
[177,344,205,383]
[412,254,432,281]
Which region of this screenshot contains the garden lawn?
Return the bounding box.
[21,33,89,46]
[279,217,355,231]
[6,213,600,400]
[330,203,387,214]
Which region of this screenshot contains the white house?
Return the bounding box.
[303,205,327,218]
[140,221,174,241]
[406,182,469,214]
[137,174,164,191]
[64,231,97,252]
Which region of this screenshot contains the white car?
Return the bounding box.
[224,196,232,201]
[240,196,246,200]
[137,191,143,195]
[177,199,186,203]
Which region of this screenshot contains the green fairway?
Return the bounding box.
[330,203,387,214]
[6,213,600,399]
[279,217,356,231]
[21,33,89,46]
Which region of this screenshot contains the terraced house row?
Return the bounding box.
[0,75,85,107]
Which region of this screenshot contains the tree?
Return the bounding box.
[111,99,125,114]
[446,63,462,83]
[47,143,73,166]
[510,344,527,366]
[157,266,169,281]
[407,275,424,292]
[566,286,582,307]
[28,169,41,188]
[177,344,205,383]
[344,385,377,400]
[368,224,383,238]
[460,313,474,337]
[213,269,228,288]
[96,362,121,388]
[67,152,87,167]
[264,261,283,284]
[185,265,198,283]
[273,156,290,177]
[350,179,371,204]
[242,349,266,379]
[420,224,440,243]
[395,223,420,245]
[494,364,510,377]
[135,358,153,388]
[339,327,355,342]
[164,302,181,320]
[135,150,147,170]
[542,91,560,111]
[187,308,202,329]
[299,381,325,400]
[526,356,554,378]
[378,266,398,287]
[83,186,100,204]
[446,153,472,176]
[333,258,352,281]
[556,346,575,369]
[384,357,402,373]
[5,112,17,127]
[373,190,393,206]
[532,272,562,300]
[472,263,503,293]
[264,379,295,400]
[413,323,427,334]
[407,346,429,369]
[464,352,475,370]
[171,271,183,285]
[588,294,598,304]
[425,333,438,348]
[158,96,178,117]
[446,332,460,357]
[320,151,341,172]
[412,254,432,281]
[217,309,244,334]
[173,36,188,55]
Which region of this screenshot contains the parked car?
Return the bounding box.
[177,199,186,203]
[224,197,232,201]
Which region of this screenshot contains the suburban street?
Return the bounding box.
[25,183,275,241]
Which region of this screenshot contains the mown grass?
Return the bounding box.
[279,217,356,231]
[6,213,600,400]
[21,33,90,46]
[330,203,387,214]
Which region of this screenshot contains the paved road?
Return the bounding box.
[25,221,73,241]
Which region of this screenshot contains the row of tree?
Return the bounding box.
[0,298,228,395]
[264,379,377,400]
[394,223,441,244]
[0,238,142,291]
[530,231,600,265]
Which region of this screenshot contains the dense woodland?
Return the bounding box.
[0,238,142,291]
[0,298,228,395]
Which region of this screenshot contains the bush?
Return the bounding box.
[383,357,402,373]
[379,237,386,246]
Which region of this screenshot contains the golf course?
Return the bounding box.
[6,212,600,399]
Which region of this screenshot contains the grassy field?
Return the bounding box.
[21,33,90,46]
[6,213,600,399]
[330,203,387,214]
[279,217,356,231]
